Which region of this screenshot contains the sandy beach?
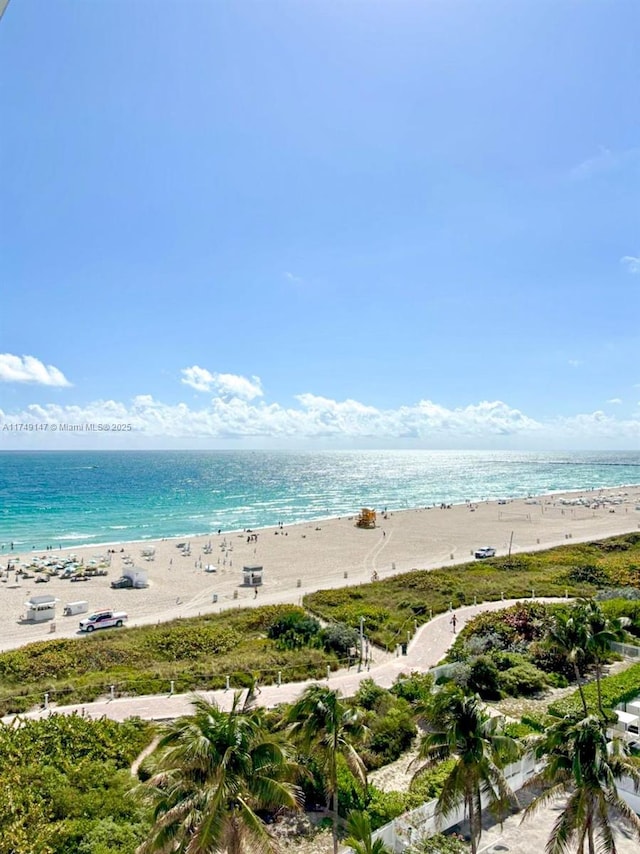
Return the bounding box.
[2,485,640,653]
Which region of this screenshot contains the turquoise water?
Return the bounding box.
[2,450,640,550]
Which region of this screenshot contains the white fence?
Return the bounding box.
[342,636,640,852]
[611,640,640,660]
[345,757,640,854]
[345,755,539,854]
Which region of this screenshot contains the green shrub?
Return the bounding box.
[354,678,389,711]
[266,610,322,650]
[390,672,434,706]
[498,662,548,697]
[520,713,552,733]
[320,622,359,656]
[364,702,417,769]
[503,721,537,739]
[364,788,412,830]
[410,758,456,800]
[410,833,469,853]
[548,661,640,717]
[467,656,502,699]
[567,565,611,586]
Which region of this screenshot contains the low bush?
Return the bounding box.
[410,758,456,801]
[409,833,469,854]
[363,701,417,769]
[390,672,434,706]
[498,662,548,697]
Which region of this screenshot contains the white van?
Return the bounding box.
[63,601,89,617]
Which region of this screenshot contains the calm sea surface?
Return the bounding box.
[2,450,640,550]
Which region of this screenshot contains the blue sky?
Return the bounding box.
[1,0,639,449]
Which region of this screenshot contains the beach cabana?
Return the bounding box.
[242,565,263,587]
[23,595,58,622]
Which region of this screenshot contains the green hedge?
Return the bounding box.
[548,662,640,717]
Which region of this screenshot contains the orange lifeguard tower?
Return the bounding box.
[355,508,377,529]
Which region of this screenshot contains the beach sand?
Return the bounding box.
[2,485,640,653]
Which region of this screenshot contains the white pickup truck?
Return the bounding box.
[79,609,128,633]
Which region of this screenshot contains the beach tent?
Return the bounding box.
[123,567,148,588]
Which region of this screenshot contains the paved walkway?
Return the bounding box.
[6,597,566,724]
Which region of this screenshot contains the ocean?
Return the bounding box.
[2,450,640,550]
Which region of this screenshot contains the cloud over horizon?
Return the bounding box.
[2,388,640,448]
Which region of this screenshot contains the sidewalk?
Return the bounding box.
[5,597,566,724]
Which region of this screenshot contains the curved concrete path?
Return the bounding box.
[5,597,567,724]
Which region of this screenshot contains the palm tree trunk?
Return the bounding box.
[595,658,604,717]
[468,789,477,854]
[229,815,242,854]
[331,744,339,854]
[574,662,589,715]
[587,820,596,854]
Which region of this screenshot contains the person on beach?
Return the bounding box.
[450,614,457,633]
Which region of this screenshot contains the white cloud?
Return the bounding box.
[0,353,71,387]
[181,367,263,400]
[568,359,583,368]
[0,394,547,442]
[570,146,640,180]
[607,398,622,405]
[621,256,640,274]
[284,271,303,284]
[3,383,640,448]
[570,146,616,179]
[181,366,215,393]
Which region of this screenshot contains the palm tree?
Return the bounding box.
[411,687,519,854]
[136,694,302,854]
[580,600,627,718]
[523,713,640,854]
[546,609,591,715]
[286,684,367,854]
[343,810,391,854]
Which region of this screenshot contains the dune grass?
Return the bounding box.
[303,533,640,649]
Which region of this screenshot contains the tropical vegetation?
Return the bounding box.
[137,694,303,854]
[523,714,640,853]
[0,605,356,715]
[287,684,367,854]
[2,532,640,852]
[411,686,519,854]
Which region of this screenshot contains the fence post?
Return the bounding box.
[43,692,49,710]
[326,665,331,680]
[225,676,230,691]
[170,680,175,695]
[278,671,281,687]
[110,685,115,700]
